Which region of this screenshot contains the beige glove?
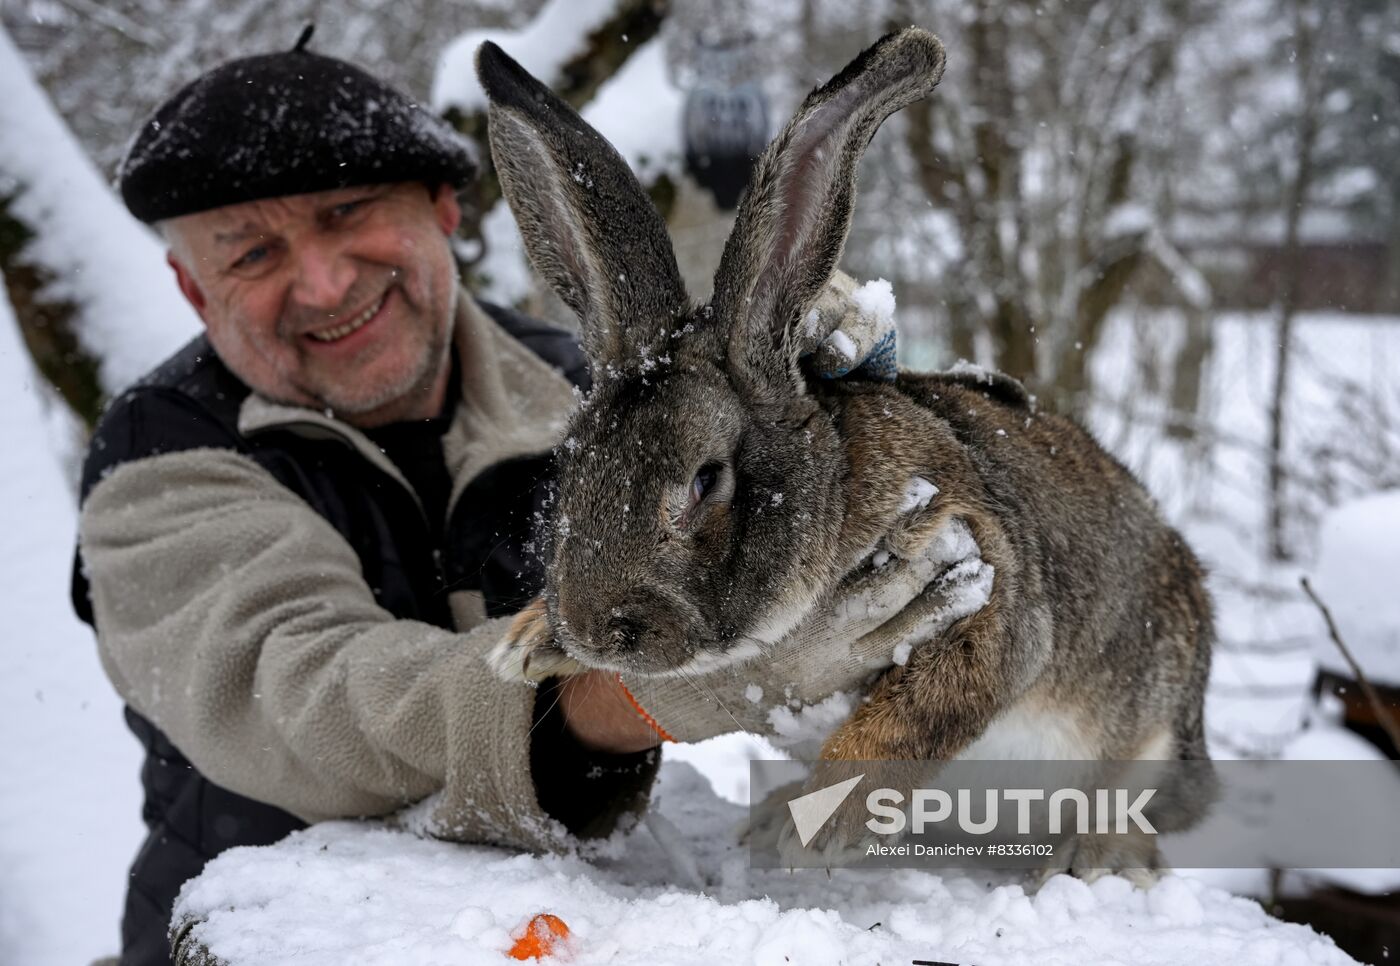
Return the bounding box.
[619,516,993,747]
[799,269,898,381]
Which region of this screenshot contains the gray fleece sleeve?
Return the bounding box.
[79,446,651,851]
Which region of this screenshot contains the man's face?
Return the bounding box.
[164,182,462,426]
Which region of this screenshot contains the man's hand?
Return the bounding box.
[617,512,994,747]
[558,671,663,753]
[800,270,898,381]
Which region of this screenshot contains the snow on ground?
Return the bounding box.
[175,761,1357,966]
[0,31,197,394]
[1310,490,1400,679]
[0,296,144,964]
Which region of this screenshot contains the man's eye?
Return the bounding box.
[331,199,368,219]
[232,245,269,270]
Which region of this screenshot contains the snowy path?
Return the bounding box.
[175,762,1355,966]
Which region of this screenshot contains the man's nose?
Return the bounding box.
[289,237,355,311]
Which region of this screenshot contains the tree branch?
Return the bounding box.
[0,192,104,429]
[1300,576,1400,755]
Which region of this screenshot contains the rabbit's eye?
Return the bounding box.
[690,464,720,507]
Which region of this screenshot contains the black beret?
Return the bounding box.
[119,38,478,223]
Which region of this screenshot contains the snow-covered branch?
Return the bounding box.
[0,26,196,424]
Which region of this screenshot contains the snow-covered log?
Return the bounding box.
[168,761,1360,965]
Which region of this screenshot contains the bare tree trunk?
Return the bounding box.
[1382,181,1400,313]
[1167,304,1214,441]
[1052,233,1144,414]
[901,83,978,363]
[960,2,1035,383]
[1051,9,1178,415]
[1267,0,1321,563]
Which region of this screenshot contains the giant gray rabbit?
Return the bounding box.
[477,28,1215,874]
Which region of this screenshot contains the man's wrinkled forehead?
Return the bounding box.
[169,183,395,247]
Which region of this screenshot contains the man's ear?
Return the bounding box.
[430,183,462,236]
[167,252,208,321]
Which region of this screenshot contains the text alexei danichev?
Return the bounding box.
[867,843,985,857]
[865,842,1057,857]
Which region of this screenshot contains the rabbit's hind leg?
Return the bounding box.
[1062,826,1164,889]
[1032,827,1163,891]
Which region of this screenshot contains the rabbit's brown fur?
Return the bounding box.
[816,375,1211,773]
[477,27,1214,867]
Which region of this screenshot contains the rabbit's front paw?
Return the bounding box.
[775,749,892,867]
[774,765,883,867]
[488,597,583,683]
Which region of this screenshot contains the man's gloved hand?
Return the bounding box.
[799,270,898,381]
[616,515,993,748]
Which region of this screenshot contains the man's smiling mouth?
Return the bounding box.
[305,290,388,343]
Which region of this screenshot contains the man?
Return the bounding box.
[73,37,948,966]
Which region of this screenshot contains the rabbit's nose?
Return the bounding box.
[606,611,647,651]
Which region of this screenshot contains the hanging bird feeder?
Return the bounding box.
[681,34,769,210]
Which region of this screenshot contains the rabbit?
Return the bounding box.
[476,27,1215,874]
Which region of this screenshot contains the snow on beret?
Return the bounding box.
[118,27,478,224]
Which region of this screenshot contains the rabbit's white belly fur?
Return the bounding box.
[956,699,1099,760]
[769,695,1103,762]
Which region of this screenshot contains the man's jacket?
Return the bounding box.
[71,293,657,966]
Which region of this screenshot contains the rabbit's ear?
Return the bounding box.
[476,42,687,367]
[713,28,945,399]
